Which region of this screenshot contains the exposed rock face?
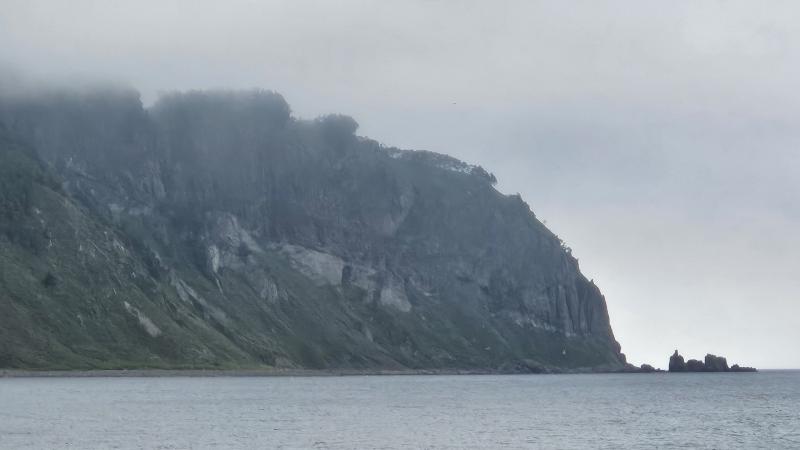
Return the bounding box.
[0,88,626,371]
[669,350,687,372]
[639,364,656,373]
[686,359,705,372]
[704,354,729,372]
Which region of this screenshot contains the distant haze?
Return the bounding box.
[1,0,798,368]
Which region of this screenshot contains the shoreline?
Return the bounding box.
[0,367,782,378]
[0,368,567,378]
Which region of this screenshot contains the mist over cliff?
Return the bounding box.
[0,86,625,371]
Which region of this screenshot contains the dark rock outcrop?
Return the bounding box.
[669,350,686,372]
[668,351,755,373]
[639,364,656,373]
[686,359,705,371]
[704,354,729,372]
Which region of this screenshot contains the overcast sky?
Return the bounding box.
[2,0,798,368]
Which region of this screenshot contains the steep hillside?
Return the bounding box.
[0,89,625,371]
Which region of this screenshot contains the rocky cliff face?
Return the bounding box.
[0,88,625,371]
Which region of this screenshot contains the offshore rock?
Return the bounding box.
[704,354,729,372]
[686,359,705,372]
[669,350,686,372]
[668,350,756,373]
[639,364,657,373]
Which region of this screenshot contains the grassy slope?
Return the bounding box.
[0,132,252,368]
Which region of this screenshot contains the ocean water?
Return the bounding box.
[0,371,797,449]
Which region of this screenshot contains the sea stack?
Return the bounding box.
[667,350,756,372]
[668,350,686,372]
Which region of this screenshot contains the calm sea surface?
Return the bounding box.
[0,371,798,449]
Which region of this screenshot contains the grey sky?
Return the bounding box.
[2,0,798,368]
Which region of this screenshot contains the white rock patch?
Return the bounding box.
[170,274,229,324]
[207,244,221,273]
[277,244,346,286]
[379,276,412,313]
[122,301,162,337]
[259,277,281,303]
[204,212,264,273]
[275,244,381,292]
